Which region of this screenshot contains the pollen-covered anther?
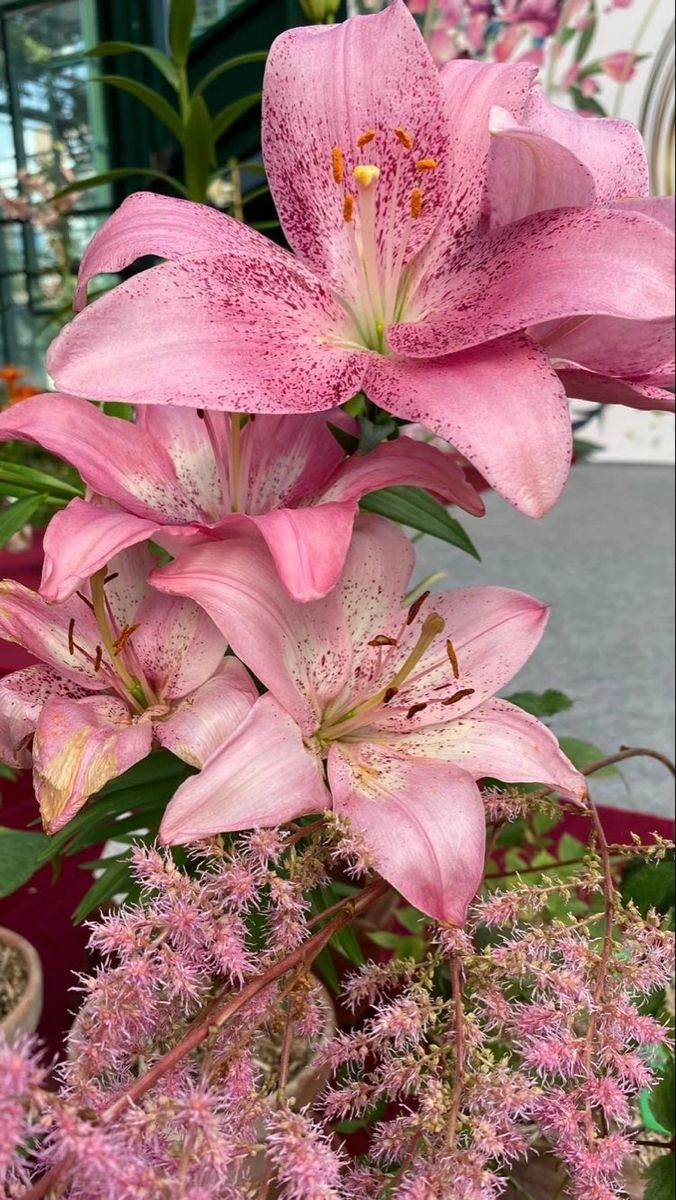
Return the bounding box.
[406,702,427,720]
[343,194,355,223]
[68,618,76,656]
[410,188,424,219]
[446,639,460,680]
[353,164,381,188]
[406,589,430,626]
[383,686,399,704]
[356,130,376,148]
[441,688,476,706]
[416,158,438,171]
[332,145,345,185]
[368,634,398,647]
[394,127,415,151]
[94,645,103,672]
[112,623,141,657]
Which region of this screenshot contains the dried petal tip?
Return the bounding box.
[394,127,415,151]
[357,130,376,148]
[331,146,345,185]
[353,164,381,188]
[410,188,424,219]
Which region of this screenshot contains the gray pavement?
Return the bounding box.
[414,464,675,818]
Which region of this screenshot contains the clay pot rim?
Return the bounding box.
[0,926,43,1040]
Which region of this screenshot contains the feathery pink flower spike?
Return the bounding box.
[46,1,673,518]
[0,545,256,831]
[0,397,482,604]
[151,516,585,924]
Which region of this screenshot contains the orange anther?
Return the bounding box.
[416,157,438,171]
[410,188,424,219]
[394,127,415,151]
[357,130,376,148]
[343,194,355,223]
[331,145,345,185]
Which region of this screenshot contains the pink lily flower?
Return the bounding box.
[0,394,482,604]
[486,87,675,410]
[46,2,673,518]
[0,546,256,833]
[150,517,585,924]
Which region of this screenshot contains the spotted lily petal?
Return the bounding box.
[154,658,258,768]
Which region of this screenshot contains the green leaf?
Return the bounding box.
[183,93,214,201]
[314,945,340,993]
[396,906,426,934]
[507,688,574,719]
[51,166,189,201]
[558,737,619,777]
[570,86,606,117]
[644,1155,675,1200]
[94,76,183,140]
[330,924,364,968]
[327,422,359,455]
[0,462,83,500]
[169,0,196,65]
[86,41,179,89]
[622,857,675,918]
[573,437,602,460]
[0,826,51,898]
[194,50,268,97]
[357,416,398,455]
[73,854,132,922]
[575,13,596,62]
[0,494,47,547]
[360,486,480,559]
[211,91,262,142]
[651,1059,676,1135]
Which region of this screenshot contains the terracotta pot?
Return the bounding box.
[0,926,43,1043]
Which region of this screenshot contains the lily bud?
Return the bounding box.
[299,0,341,23]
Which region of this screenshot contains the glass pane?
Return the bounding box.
[193,0,244,38]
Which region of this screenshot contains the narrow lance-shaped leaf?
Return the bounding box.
[183,93,215,202]
[0,827,51,899]
[85,41,179,90]
[51,167,190,202]
[0,494,47,547]
[193,50,268,97]
[169,0,196,66]
[211,92,262,142]
[360,486,480,560]
[94,76,183,141]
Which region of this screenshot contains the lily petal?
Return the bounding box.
[154,657,258,768]
[328,742,485,924]
[536,313,675,383]
[131,590,227,700]
[514,87,650,204]
[74,191,269,310]
[246,502,359,602]
[0,392,184,520]
[384,697,586,803]
[160,694,329,845]
[0,581,106,687]
[365,336,572,517]
[243,411,354,512]
[33,695,151,833]
[318,434,485,516]
[150,537,352,733]
[263,0,451,296]
[362,584,549,729]
[41,500,165,604]
[558,367,675,412]
[393,207,675,358]
[440,58,536,238]
[488,103,596,225]
[47,249,366,411]
[0,666,90,768]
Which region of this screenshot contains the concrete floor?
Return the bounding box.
[414,464,675,817]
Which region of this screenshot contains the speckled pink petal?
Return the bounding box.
[246,502,359,602]
[131,590,227,700]
[0,393,182,520]
[558,367,675,412]
[0,580,106,688]
[149,537,352,734]
[33,694,151,833]
[365,337,572,518]
[40,500,165,603]
[516,87,650,203]
[386,698,587,804]
[328,742,485,923]
[47,249,366,411]
[0,666,90,769]
[159,694,329,845]
[361,584,549,733]
[536,313,675,383]
[263,0,451,297]
[487,104,596,225]
[74,190,272,310]
[135,405,232,520]
[392,207,675,359]
[319,433,485,516]
[440,58,536,239]
[155,657,258,768]
[244,411,354,513]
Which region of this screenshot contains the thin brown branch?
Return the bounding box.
[583,746,676,778]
